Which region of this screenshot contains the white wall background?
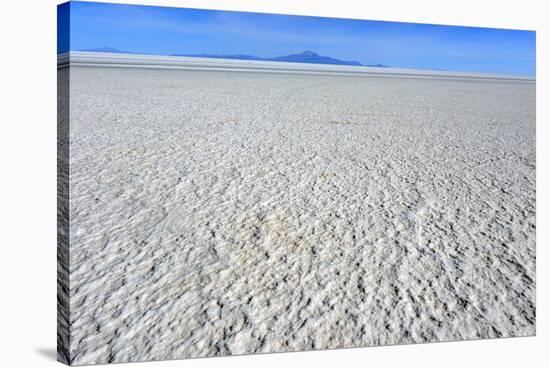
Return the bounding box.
[0,0,547,365]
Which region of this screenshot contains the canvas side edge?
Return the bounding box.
[57,2,71,364]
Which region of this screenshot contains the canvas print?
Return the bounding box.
[57,1,536,365]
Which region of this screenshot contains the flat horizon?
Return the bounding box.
[58,1,536,77]
[59,50,536,81]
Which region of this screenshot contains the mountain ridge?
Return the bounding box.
[81,48,388,68]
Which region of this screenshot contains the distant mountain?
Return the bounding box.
[79,48,388,68]
[365,63,389,68]
[268,50,362,66]
[177,50,365,67]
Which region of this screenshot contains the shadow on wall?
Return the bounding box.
[36,348,57,361]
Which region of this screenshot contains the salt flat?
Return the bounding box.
[65,66,535,364]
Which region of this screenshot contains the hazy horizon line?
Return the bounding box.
[58,1,536,77]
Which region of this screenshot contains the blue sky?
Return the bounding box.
[58,1,536,76]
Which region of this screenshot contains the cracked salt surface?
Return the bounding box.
[66,67,535,364]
